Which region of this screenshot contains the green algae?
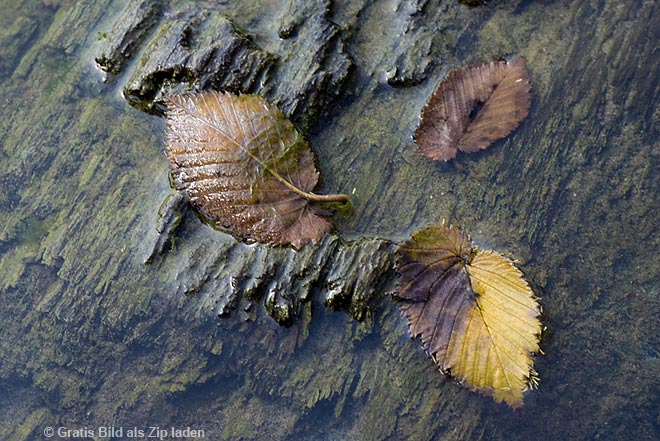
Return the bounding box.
[0,0,658,440]
[10,408,50,441]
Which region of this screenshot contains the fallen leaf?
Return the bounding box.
[396,225,542,408]
[164,91,349,249]
[414,57,531,161]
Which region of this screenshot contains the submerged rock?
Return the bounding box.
[94,0,162,75]
[384,0,435,87]
[96,0,354,130]
[145,201,396,325]
[269,0,354,129]
[120,6,275,112]
[97,0,372,325]
[10,0,644,438]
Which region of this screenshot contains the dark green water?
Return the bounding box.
[0,0,658,440]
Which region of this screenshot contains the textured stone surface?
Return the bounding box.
[120,6,276,112]
[94,0,162,75]
[267,0,354,129]
[105,0,354,130]
[0,0,658,440]
[145,220,394,325]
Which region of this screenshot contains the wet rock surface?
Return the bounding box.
[384,0,435,87]
[144,205,395,325]
[100,0,353,130]
[268,0,353,129]
[117,5,276,113]
[98,0,382,324]
[1,0,659,440]
[94,0,162,75]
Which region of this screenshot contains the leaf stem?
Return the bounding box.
[304,192,350,203]
[169,93,350,205]
[268,168,349,203]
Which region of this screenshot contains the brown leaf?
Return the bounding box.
[397,225,542,407]
[414,57,531,161]
[164,91,349,249]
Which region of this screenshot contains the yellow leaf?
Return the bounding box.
[464,250,542,407]
[397,225,542,408]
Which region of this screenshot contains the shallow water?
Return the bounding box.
[0,0,658,440]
